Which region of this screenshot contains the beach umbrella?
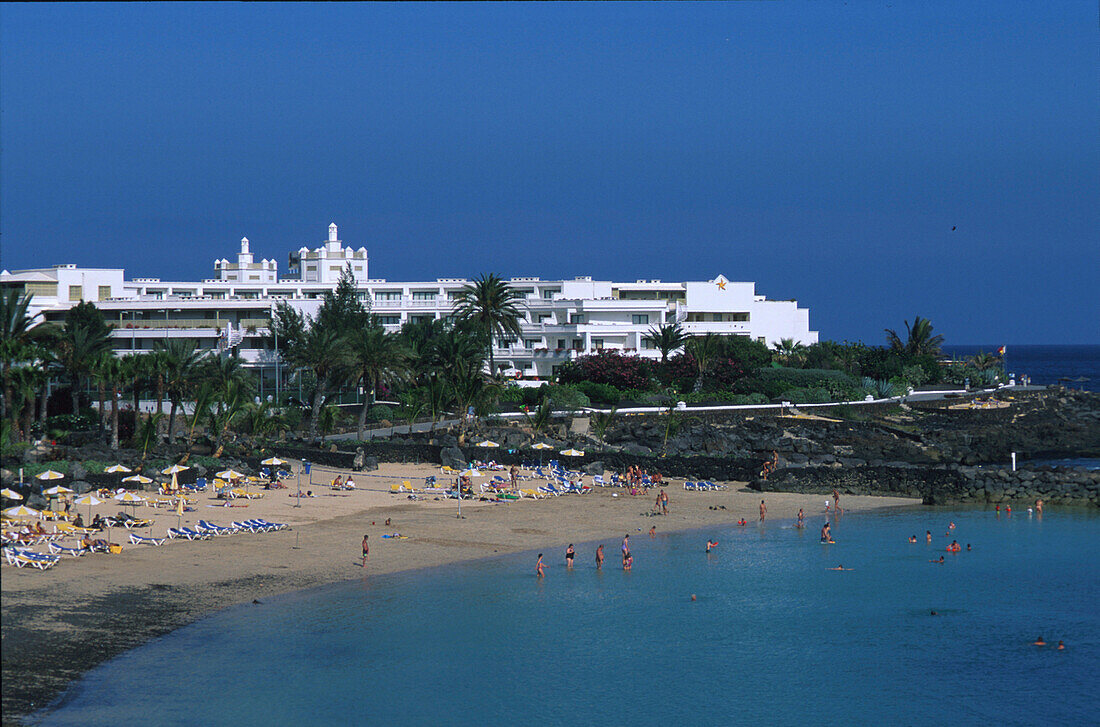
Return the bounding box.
[530,442,554,450]
[459,468,482,477]
[475,440,500,448]
[161,464,190,475]
[3,504,42,519]
[36,470,65,481]
[75,494,103,522]
[261,457,287,466]
[43,485,75,496]
[122,474,154,485]
[115,491,146,507]
[216,469,246,481]
[104,464,132,474]
[560,448,585,457]
[1,488,24,501]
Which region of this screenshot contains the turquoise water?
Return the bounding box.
[35,508,1100,726]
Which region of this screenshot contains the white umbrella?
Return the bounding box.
[475,440,500,448]
[36,470,65,481]
[75,494,103,522]
[3,504,41,519]
[459,468,482,477]
[105,464,132,474]
[0,488,23,501]
[115,491,146,505]
[261,457,287,466]
[161,464,190,475]
[216,469,246,481]
[560,448,585,457]
[43,485,75,496]
[530,442,554,450]
[122,474,154,485]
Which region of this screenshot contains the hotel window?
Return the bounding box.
[375,291,401,300]
[411,291,437,300]
[330,266,342,273]
[68,285,83,301]
[572,340,583,350]
[524,339,540,349]
[642,339,655,350]
[306,265,316,271]
[557,339,566,349]
[569,314,585,324]
[25,282,58,297]
[249,275,260,281]
[632,314,649,325]
[98,285,112,300]
[378,316,400,325]
[542,289,558,299]
[592,338,604,349]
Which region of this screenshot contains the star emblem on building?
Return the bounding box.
[716,279,726,290]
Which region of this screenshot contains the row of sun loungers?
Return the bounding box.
[3,547,62,569]
[683,481,729,491]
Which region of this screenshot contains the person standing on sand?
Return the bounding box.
[661,489,669,515]
[361,534,369,567]
[595,544,604,569]
[510,465,518,490]
[832,489,842,514]
[759,500,767,522]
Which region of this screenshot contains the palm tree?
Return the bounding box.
[347,325,410,439]
[968,351,1000,372]
[451,273,525,376]
[0,290,51,423]
[159,339,204,443]
[92,353,125,450]
[56,316,113,415]
[885,316,945,357]
[298,327,351,440]
[645,322,688,363]
[772,338,808,367]
[686,334,721,393]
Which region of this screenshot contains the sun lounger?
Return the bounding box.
[684,481,696,491]
[231,520,264,533]
[168,527,211,540]
[4,547,61,569]
[48,542,87,557]
[129,533,167,546]
[197,520,238,535]
[252,518,287,531]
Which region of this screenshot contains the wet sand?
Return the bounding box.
[1,461,918,724]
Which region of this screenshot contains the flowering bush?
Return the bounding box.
[557,350,652,391]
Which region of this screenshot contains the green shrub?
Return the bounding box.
[748,367,862,401]
[498,386,526,403]
[22,461,72,478]
[368,404,395,421]
[543,385,590,411]
[573,381,622,406]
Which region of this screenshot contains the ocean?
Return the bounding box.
[942,344,1100,391]
[34,506,1100,726]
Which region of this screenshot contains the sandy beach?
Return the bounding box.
[2,460,919,724]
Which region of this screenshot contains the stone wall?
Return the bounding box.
[753,464,1099,507]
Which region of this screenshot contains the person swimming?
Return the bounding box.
[1057,640,1065,650]
[930,556,945,563]
[737,518,748,526]
[1032,636,1046,646]
[926,530,932,543]
[827,565,852,571]
[908,535,917,543]
[820,522,833,543]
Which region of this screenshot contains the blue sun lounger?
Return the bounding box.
[129,533,167,546]
[197,520,238,535]
[48,542,87,557]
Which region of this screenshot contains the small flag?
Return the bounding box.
[997,345,1006,356]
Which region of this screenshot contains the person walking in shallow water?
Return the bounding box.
[595,544,604,569]
[536,553,545,578]
[759,500,767,522]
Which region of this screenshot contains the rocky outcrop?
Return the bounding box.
[754,464,1099,507]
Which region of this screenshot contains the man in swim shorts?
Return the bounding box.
[361,534,369,567]
[595,544,604,569]
[821,522,832,543]
[759,500,767,521]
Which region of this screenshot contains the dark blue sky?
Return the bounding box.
[2,2,1097,344]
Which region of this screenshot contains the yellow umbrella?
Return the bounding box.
[36,470,65,481]
[0,488,23,500]
[75,493,103,522]
[475,440,500,448]
[261,457,287,466]
[560,448,585,457]
[161,464,190,475]
[115,491,146,505]
[216,469,246,481]
[105,464,132,474]
[459,468,482,477]
[122,474,154,485]
[43,485,75,496]
[530,442,554,450]
[3,504,41,519]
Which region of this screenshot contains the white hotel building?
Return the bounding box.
[2,223,817,380]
